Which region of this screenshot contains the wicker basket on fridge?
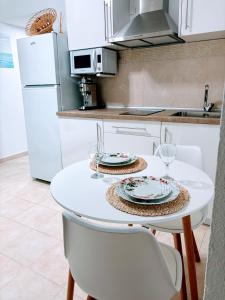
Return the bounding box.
[25,8,57,36]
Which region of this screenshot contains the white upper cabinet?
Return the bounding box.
[65,0,110,50]
[179,0,225,41]
[105,0,130,39]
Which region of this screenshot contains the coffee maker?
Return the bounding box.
[79,76,98,110]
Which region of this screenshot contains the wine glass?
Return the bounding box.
[88,141,104,179]
[158,144,176,180]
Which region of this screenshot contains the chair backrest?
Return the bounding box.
[155,144,203,170]
[63,211,180,300]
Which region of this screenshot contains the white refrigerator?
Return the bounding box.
[17,32,81,182]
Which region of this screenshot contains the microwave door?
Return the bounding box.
[71,49,97,74]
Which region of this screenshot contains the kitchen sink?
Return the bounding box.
[171,111,221,119]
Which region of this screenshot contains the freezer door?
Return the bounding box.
[17,33,59,85]
[22,86,62,181]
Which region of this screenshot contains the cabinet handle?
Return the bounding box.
[92,49,97,72]
[109,0,113,37]
[164,127,167,143]
[104,0,109,40]
[153,142,157,155]
[185,0,193,31]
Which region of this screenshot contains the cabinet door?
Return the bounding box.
[104,132,160,156]
[161,122,220,183]
[180,0,225,39]
[105,0,130,39]
[65,0,109,50]
[59,118,103,167]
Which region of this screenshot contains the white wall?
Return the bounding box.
[0,0,66,32]
[204,92,225,300]
[0,23,27,159]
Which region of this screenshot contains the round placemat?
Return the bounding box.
[106,184,189,217]
[90,157,147,175]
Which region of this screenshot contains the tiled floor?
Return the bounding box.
[0,156,211,300]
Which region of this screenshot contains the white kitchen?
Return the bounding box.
[1,1,225,300]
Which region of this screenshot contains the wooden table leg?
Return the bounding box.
[173,233,187,300]
[67,270,75,300]
[182,216,198,300]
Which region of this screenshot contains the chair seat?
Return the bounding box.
[160,243,182,291]
[148,210,205,233]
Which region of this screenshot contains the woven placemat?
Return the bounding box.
[90,157,147,175]
[106,184,189,216]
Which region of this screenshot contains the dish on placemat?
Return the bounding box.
[122,176,172,201]
[100,153,137,167]
[115,177,180,205]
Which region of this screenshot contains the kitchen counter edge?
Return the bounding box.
[57,109,220,125]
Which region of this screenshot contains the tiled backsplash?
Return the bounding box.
[99,39,225,109]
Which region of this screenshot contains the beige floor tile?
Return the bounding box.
[0,197,35,218]
[54,286,85,300]
[31,242,68,286]
[0,217,31,251]
[15,181,52,204]
[14,205,58,231]
[39,195,63,212]
[0,267,61,300]
[0,254,23,289]
[38,212,64,240]
[1,228,59,266]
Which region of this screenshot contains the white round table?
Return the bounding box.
[50,155,214,300]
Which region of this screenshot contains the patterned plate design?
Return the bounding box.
[116,177,180,206]
[122,176,172,201]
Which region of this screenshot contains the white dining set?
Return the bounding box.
[50,133,214,300]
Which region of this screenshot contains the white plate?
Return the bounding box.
[100,154,137,167]
[101,153,132,164]
[122,177,172,201]
[115,178,180,206]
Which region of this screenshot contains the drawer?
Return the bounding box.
[104,133,160,156]
[103,120,161,137]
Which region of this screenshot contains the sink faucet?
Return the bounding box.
[203,84,214,112]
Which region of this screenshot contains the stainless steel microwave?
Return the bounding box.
[70,48,117,76]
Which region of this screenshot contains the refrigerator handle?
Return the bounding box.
[23,85,59,89]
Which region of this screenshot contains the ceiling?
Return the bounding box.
[0,0,65,28]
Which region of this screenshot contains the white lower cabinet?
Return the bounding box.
[103,120,161,155]
[161,122,220,182]
[161,122,220,223]
[59,117,103,167]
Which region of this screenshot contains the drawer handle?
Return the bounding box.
[112,127,152,137]
[112,126,148,131]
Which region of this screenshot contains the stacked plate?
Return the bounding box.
[116,176,180,205]
[100,153,137,167]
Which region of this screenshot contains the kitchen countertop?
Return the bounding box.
[57,108,220,125]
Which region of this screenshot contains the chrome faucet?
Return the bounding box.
[203,84,214,112]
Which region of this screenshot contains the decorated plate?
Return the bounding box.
[115,177,180,206]
[122,177,172,201]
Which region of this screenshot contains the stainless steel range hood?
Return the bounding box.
[107,0,184,48]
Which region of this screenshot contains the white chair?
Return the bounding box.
[63,211,182,300]
[150,145,209,299]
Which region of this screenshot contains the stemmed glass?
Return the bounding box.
[88,124,104,179]
[158,144,176,180]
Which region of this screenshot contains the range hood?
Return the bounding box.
[108,0,184,48]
